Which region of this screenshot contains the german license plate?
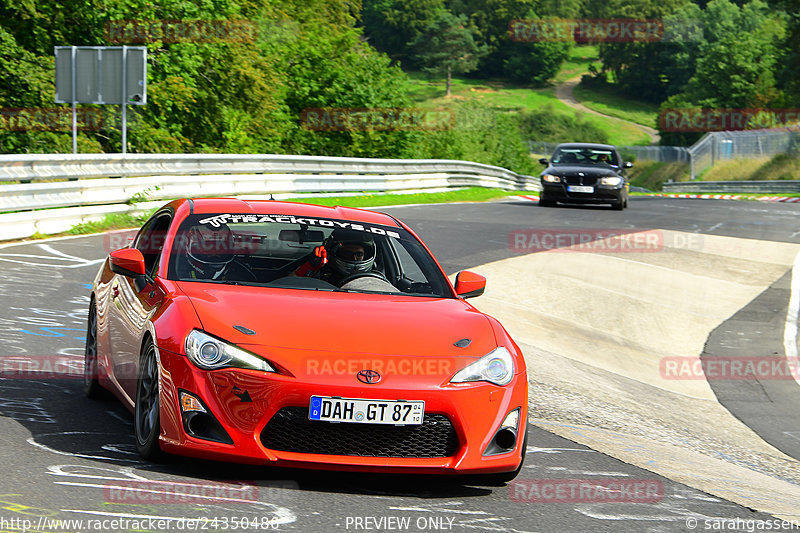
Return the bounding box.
[568,185,594,193]
[308,396,424,425]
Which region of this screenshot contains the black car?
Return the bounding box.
[538,143,631,210]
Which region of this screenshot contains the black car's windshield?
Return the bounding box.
[551,148,619,168]
[168,213,452,298]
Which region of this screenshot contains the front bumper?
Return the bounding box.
[541,182,624,205]
[157,348,528,474]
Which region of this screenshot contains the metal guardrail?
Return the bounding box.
[663,180,800,193]
[0,153,539,241]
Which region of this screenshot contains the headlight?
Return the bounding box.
[600,176,623,186]
[185,329,275,372]
[450,347,515,386]
[541,174,561,183]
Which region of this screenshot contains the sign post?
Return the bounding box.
[55,46,147,154]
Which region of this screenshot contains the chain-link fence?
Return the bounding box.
[530,129,800,180]
[687,129,800,179]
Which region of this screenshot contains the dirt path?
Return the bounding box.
[556,75,661,145]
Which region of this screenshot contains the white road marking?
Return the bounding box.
[0,243,103,268]
[784,431,800,441]
[27,432,136,462]
[526,446,597,455]
[51,464,297,526]
[783,251,800,387]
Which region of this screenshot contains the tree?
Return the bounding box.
[681,0,785,108]
[408,10,487,96]
[361,0,445,65]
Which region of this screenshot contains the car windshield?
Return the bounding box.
[551,148,619,167]
[167,213,452,298]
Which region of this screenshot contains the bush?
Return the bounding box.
[516,104,609,144]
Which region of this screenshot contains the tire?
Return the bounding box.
[539,197,555,207]
[84,301,104,399]
[135,338,165,461]
[624,196,629,208]
[612,199,624,211]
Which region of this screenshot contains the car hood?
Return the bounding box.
[542,165,621,177]
[175,281,498,359]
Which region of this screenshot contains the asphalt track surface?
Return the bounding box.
[0,197,799,533]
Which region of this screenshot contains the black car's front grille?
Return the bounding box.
[260,407,459,458]
[563,174,599,186]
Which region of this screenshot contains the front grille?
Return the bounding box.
[563,174,598,186]
[261,407,459,458]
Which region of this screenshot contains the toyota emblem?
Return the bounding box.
[357,369,381,384]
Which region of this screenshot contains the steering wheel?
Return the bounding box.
[338,271,391,287]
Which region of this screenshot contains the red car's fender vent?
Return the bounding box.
[260,407,459,458]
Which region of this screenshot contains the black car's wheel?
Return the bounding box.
[84,301,104,399]
[624,196,629,208]
[135,338,165,460]
[539,197,556,207]
[612,199,624,211]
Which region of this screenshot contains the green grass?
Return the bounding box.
[697,154,800,181]
[285,187,529,207]
[628,161,691,190]
[572,83,660,129]
[405,70,651,146]
[553,45,602,84]
[65,211,156,236]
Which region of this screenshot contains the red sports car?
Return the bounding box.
[85,198,528,481]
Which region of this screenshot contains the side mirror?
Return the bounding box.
[623,161,633,168]
[454,271,486,299]
[538,158,549,165]
[110,248,146,277]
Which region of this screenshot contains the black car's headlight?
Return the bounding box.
[450,347,515,386]
[600,176,623,186]
[542,174,561,183]
[185,329,275,372]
